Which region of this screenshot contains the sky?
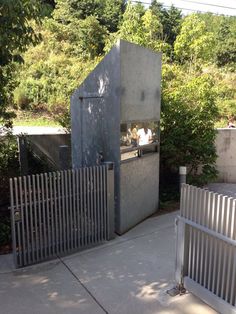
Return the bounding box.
[142,0,236,16]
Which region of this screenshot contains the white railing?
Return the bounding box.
[176,184,236,314]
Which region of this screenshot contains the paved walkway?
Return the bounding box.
[0,212,216,314]
[207,183,236,199]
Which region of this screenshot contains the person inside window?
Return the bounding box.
[137,123,152,146]
[228,117,235,128]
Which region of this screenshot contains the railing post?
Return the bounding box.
[10,178,18,268]
[104,162,115,240]
[175,217,188,286]
[179,166,187,192]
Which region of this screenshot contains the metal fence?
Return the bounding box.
[10,163,114,268]
[176,184,236,314]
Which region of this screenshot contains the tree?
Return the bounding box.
[105,3,171,56]
[161,65,219,186]
[174,14,215,63]
[0,0,42,126]
[150,1,182,47]
[53,0,126,32]
[215,20,236,67]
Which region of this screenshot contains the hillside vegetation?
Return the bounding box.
[11,0,236,130]
[1,0,236,186]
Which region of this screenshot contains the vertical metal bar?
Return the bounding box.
[76,169,80,248]
[68,170,73,250]
[203,190,211,288]
[226,199,235,305]
[89,167,95,244]
[10,179,17,267]
[64,170,70,251]
[100,166,104,241]
[220,197,232,300]
[72,170,77,249]
[49,173,55,256]
[61,171,66,253]
[53,172,59,254]
[83,167,88,246]
[175,218,188,285]
[107,163,115,240]
[57,171,63,254]
[18,177,26,266]
[190,187,197,280]
[32,175,39,262]
[195,188,203,284]
[23,176,30,264]
[229,249,236,306]
[184,184,190,219]
[80,168,84,247]
[40,174,47,259]
[14,178,23,267]
[212,194,222,294]
[103,166,107,240]
[36,175,43,261]
[45,173,52,257]
[199,189,207,286]
[188,186,194,277]
[211,193,219,293]
[216,195,226,296]
[86,167,91,245]
[93,166,97,243]
[96,166,101,243]
[207,192,214,291]
[28,175,35,264]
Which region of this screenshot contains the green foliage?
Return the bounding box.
[53,0,126,32]
[0,0,42,126]
[174,14,215,63]
[150,1,182,47]
[105,3,171,59]
[161,65,219,185]
[4,1,236,190]
[0,131,19,206]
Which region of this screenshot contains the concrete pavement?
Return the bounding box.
[0,211,217,314]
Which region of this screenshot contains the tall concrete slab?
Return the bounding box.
[71,40,162,234]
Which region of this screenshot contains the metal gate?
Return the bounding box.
[176,184,236,314]
[10,163,114,268]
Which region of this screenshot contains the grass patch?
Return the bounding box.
[13,110,60,127]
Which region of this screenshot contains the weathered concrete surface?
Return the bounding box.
[215,129,236,183]
[119,154,159,234]
[0,260,104,314]
[0,212,216,314]
[71,40,162,234]
[120,40,161,122]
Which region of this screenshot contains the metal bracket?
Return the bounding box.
[167,284,186,297]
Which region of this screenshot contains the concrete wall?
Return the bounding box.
[215,129,236,183]
[120,42,161,122]
[119,154,159,234]
[71,40,161,234]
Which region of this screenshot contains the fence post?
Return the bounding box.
[175,217,188,287]
[179,166,187,192]
[104,162,115,240]
[10,178,18,268]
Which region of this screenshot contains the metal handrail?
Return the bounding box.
[120,142,159,154]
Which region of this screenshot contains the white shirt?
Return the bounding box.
[137,128,152,146]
